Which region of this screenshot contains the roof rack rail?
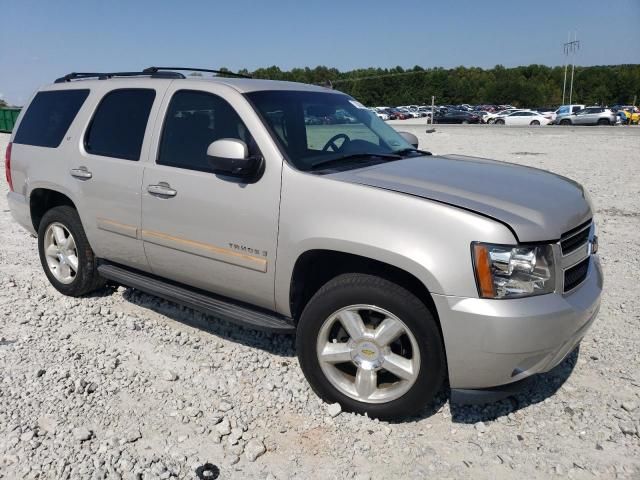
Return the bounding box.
[143,66,252,79]
[54,70,185,83]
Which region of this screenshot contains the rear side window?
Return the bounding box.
[85,89,155,161]
[14,89,89,148]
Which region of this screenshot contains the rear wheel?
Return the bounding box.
[560,119,572,126]
[38,206,105,296]
[495,119,505,125]
[597,118,610,126]
[530,120,540,126]
[297,273,446,419]
[487,118,495,124]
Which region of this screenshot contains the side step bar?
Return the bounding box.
[97,263,295,334]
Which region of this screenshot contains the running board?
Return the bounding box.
[97,263,295,334]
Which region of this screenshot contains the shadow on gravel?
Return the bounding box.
[388,346,580,425]
[119,287,296,357]
[448,346,580,424]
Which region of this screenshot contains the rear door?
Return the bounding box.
[506,112,528,125]
[140,84,283,309]
[573,108,593,125]
[68,80,171,272]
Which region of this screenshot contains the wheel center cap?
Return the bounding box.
[351,340,383,369]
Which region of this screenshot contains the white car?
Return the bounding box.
[371,108,389,121]
[495,111,551,126]
[485,109,529,124]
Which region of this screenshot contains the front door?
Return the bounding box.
[140,86,283,310]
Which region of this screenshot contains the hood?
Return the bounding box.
[329,155,592,242]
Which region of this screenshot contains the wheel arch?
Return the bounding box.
[287,249,441,327]
[29,187,78,233]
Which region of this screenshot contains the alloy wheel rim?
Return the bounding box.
[316,305,421,404]
[43,223,78,284]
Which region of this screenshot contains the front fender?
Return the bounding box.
[274,164,517,317]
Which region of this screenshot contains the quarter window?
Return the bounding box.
[157,90,256,172]
[14,90,89,148]
[85,89,155,160]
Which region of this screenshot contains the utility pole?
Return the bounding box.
[563,32,580,105]
[430,96,435,125]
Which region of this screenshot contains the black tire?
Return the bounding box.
[38,206,105,296]
[530,120,540,126]
[597,118,609,126]
[487,118,495,124]
[560,119,571,126]
[296,273,446,419]
[495,119,505,125]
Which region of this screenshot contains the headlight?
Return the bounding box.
[472,242,556,298]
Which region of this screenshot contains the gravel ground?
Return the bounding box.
[1,126,639,480]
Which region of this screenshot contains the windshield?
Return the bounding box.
[246,90,413,171]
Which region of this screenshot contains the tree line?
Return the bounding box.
[232,64,640,107]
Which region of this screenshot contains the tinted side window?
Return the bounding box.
[14,90,89,148]
[158,90,255,172]
[85,89,155,160]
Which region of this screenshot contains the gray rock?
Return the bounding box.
[216,418,231,436]
[327,403,342,418]
[73,427,93,442]
[162,370,178,381]
[245,439,266,462]
[475,421,487,433]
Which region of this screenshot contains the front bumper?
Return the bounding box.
[433,255,603,398]
[7,191,36,236]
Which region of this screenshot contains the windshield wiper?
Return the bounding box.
[394,148,432,156]
[310,152,402,170]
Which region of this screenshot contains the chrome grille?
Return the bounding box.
[560,220,591,255]
[564,257,590,292]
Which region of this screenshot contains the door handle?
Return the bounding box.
[147,182,177,198]
[70,166,92,180]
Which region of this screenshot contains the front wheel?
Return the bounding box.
[461,120,469,124]
[597,118,610,126]
[495,119,505,125]
[560,119,572,126]
[296,273,446,419]
[38,206,105,296]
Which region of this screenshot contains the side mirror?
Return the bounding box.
[397,131,419,148]
[207,139,262,179]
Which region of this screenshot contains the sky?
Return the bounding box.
[1,0,639,105]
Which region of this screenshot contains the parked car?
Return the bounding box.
[388,108,412,120]
[550,104,585,123]
[611,106,639,125]
[473,111,491,123]
[432,110,481,124]
[555,107,617,126]
[485,109,528,124]
[371,108,389,121]
[6,68,602,418]
[494,111,552,126]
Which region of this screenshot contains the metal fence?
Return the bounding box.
[0,108,21,133]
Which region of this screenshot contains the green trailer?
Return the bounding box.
[0,108,21,133]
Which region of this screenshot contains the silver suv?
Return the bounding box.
[556,106,618,126]
[6,68,602,418]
